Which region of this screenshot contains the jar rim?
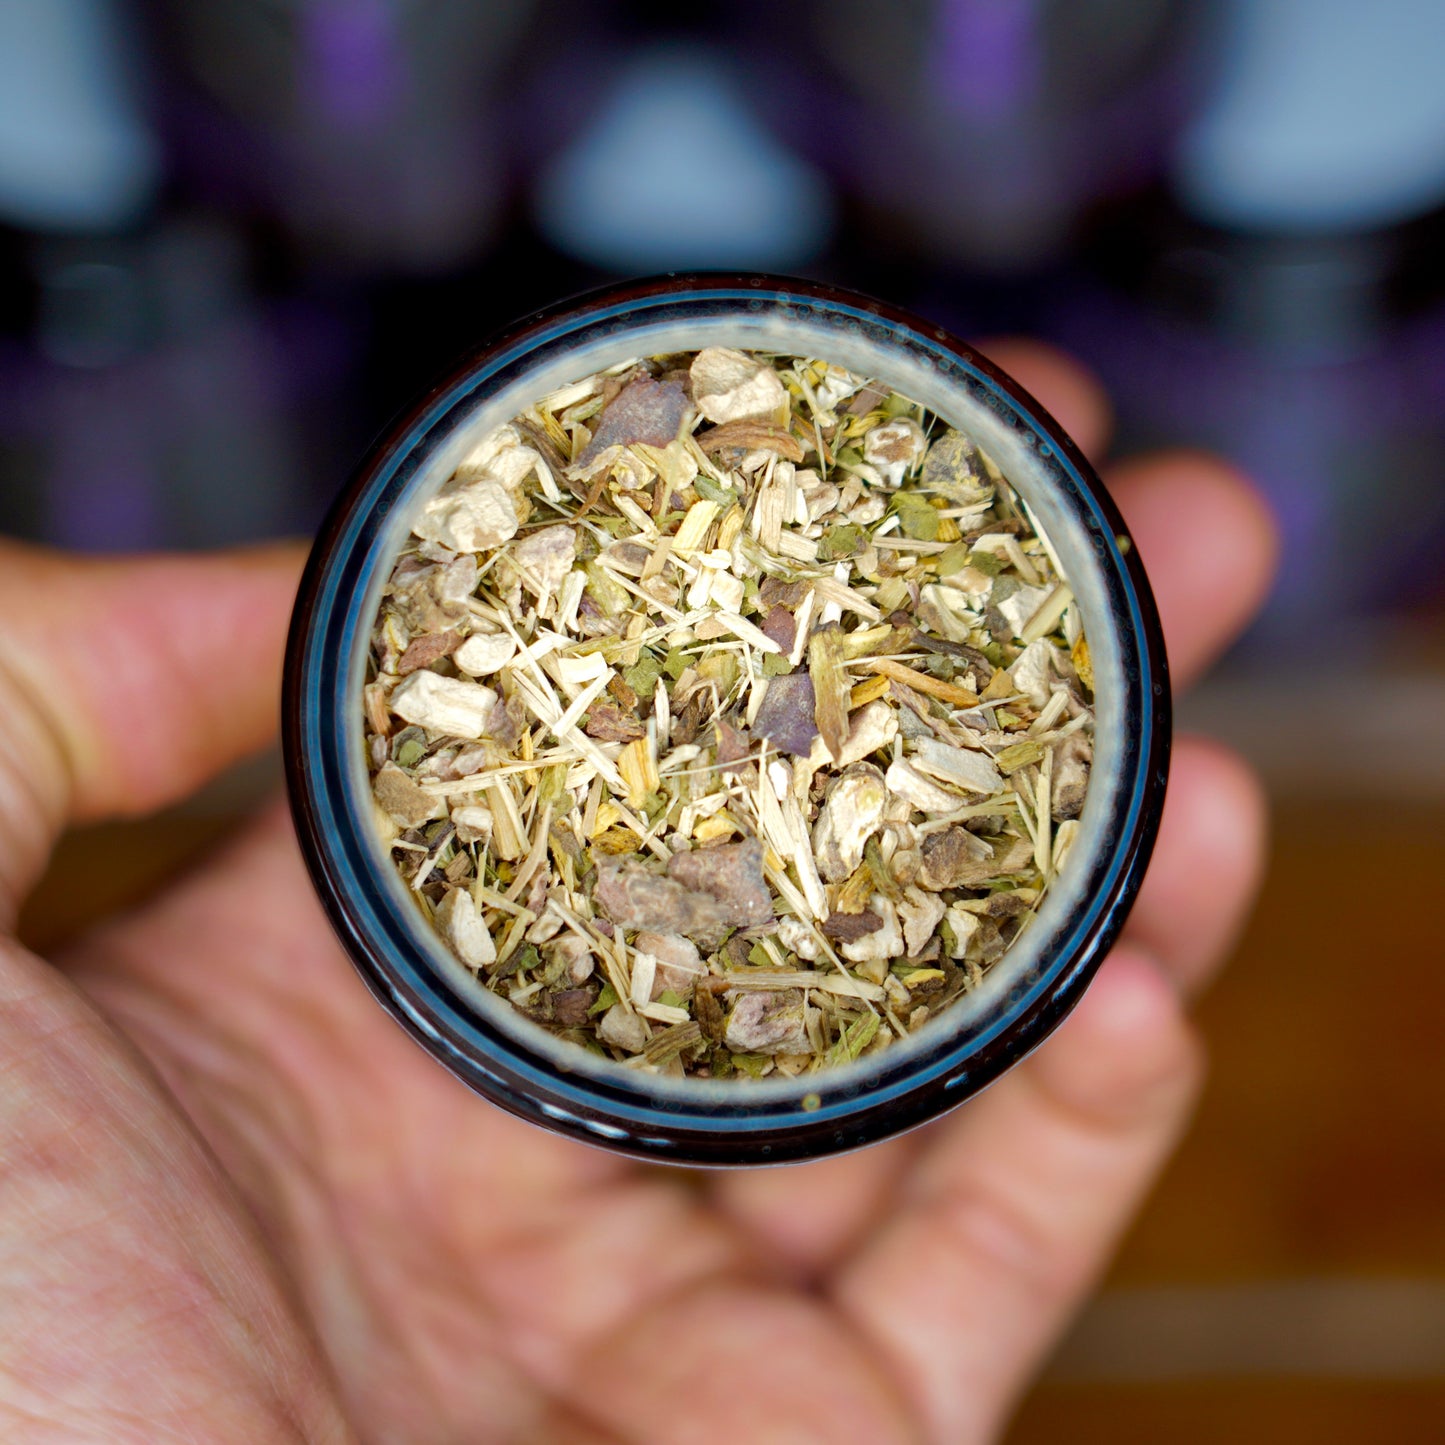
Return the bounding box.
[283,273,1170,1166]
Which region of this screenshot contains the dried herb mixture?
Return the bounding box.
[364,348,1094,1079]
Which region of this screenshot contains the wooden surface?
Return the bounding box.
[1009,796,1445,1441]
[19,783,1445,1441]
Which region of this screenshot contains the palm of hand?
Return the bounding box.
[0,348,1275,1445]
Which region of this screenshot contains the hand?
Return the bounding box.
[0,345,1276,1445]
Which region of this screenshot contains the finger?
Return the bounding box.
[564,1281,916,1445]
[0,539,303,918]
[832,949,1202,1445]
[1126,736,1269,994]
[1106,453,1278,690]
[973,338,1113,462]
[0,936,349,1441]
[708,1135,922,1280]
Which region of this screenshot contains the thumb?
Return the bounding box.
[0,538,305,920]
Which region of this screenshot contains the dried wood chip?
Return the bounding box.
[809,627,851,763]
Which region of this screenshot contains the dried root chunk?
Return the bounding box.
[864,418,926,486]
[691,347,787,424]
[598,1004,648,1054]
[666,839,773,931]
[374,762,444,828]
[725,990,808,1054]
[391,672,500,739]
[634,931,706,998]
[435,887,496,969]
[454,631,516,676]
[839,896,905,964]
[1052,733,1092,820]
[917,830,1034,891]
[508,525,576,608]
[365,346,1095,1077]
[594,857,732,944]
[414,473,519,553]
[813,764,887,882]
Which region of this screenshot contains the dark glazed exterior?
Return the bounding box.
[283,274,1171,1166]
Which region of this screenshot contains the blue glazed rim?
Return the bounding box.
[283,273,1170,1167]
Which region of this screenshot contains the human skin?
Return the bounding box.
[0,342,1276,1444]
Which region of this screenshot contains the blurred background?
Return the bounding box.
[4,0,1444,1437]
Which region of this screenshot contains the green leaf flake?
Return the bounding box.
[825,1013,880,1068]
[936,542,972,577]
[695,475,738,507]
[894,492,939,541]
[819,523,861,561]
[625,651,663,699]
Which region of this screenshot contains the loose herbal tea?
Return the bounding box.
[363,348,1094,1079]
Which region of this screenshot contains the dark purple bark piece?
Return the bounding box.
[575,378,689,467]
[549,989,595,1028]
[752,673,819,758]
[396,628,463,675]
[821,910,884,942]
[760,607,797,654]
[583,701,645,743]
[714,719,752,773]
